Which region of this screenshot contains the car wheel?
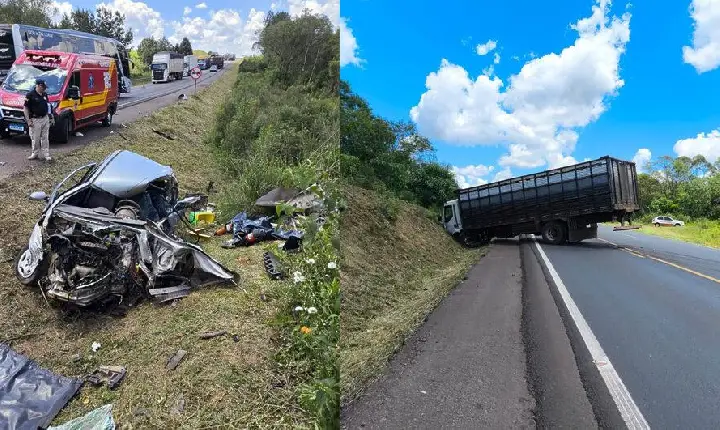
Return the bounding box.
[102,110,113,127]
[542,221,567,245]
[14,245,47,286]
[655,222,660,227]
[53,115,70,144]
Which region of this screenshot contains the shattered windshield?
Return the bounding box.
[2,64,67,95]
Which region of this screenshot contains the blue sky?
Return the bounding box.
[340,0,720,187]
[51,0,341,57]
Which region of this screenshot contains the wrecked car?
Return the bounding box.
[14,149,237,307]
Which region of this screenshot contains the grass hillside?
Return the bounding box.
[0,53,338,428]
[339,186,483,404]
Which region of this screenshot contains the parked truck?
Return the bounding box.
[443,156,640,246]
[207,54,224,69]
[151,51,184,83]
[183,54,198,77]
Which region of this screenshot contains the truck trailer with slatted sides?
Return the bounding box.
[442,156,641,245]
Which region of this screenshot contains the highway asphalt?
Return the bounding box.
[540,226,720,428]
[0,67,227,180]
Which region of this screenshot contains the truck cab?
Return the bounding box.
[151,52,183,83]
[0,50,118,143]
[443,199,462,237]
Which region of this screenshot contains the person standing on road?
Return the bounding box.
[24,79,55,162]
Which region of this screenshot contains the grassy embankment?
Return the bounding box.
[636,220,720,248]
[0,61,337,428]
[339,186,483,405]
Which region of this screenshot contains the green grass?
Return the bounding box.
[635,220,720,248]
[130,68,152,87]
[0,65,318,428]
[339,186,484,405]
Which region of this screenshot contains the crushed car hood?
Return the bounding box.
[90,150,175,199]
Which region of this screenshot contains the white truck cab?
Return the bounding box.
[442,199,462,236]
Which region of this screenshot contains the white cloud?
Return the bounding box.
[340,18,361,67]
[50,1,73,24]
[493,52,501,64]
[452,164,494,188]
[410,0,630,170]
[674,129,720,163]
[97,0,164,43]
[196,2,208,9]
[183,6,192,15]
[682,0,720,73]
[632,148,652,172]
[476,39,497,55]
[170,8,265,56]
[493,166,513,182]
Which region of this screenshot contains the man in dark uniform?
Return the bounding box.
[24,78,55,161]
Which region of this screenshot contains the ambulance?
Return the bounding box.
[0,50,119,143]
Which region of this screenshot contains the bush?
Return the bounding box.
[207,12,340,426]
[272,185,340,428]
[340,80,457,210]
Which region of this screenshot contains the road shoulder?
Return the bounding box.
[341,241,535,429]
[521,240,597,428]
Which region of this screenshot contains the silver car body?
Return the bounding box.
[16,150,236,306]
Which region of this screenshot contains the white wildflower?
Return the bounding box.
[327,262,337,269]
[306,258,316,265]
[293,271,305,284]
[91,342,101,352]
[307,306,318,314]
[294,305,304,312]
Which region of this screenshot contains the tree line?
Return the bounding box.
[341,81,457,210]
[0,0,229,69]
[637,155,720,221]
[0,0,132,45]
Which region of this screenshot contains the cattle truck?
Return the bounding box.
[443,156,640,246]
[151,51,183,83]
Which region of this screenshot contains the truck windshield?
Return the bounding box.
[2,64,67,95]
[151,63,166,70]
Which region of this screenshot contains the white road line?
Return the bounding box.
[597,237,619,247]
[533,240,650,429]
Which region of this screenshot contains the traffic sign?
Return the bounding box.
[190,67,201,80]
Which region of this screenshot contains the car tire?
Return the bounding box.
[102,110,113,127]
[655,222,660,227]
[541,221,567,245]
[14,245,48,286]
[53,115,71,144]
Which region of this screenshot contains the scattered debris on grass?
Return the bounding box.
[166,349,187,371]
[152,129,175,140]
[199,330,227,339]
[48,404,115,430]
[84,365,127,389]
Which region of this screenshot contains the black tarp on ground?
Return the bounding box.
[0,343,82,430]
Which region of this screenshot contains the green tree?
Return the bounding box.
[179,37,193,55]
[0,0,55,27]
[137,37,158,65]
[94,6,133,46]
[67,8,95,33]
[61,6,132,46]
[257,12,339,91]
[341,79,456,209]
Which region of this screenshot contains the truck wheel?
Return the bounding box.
[53,115,71,144]
[541,222,567,245]
[102,110,113,127]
